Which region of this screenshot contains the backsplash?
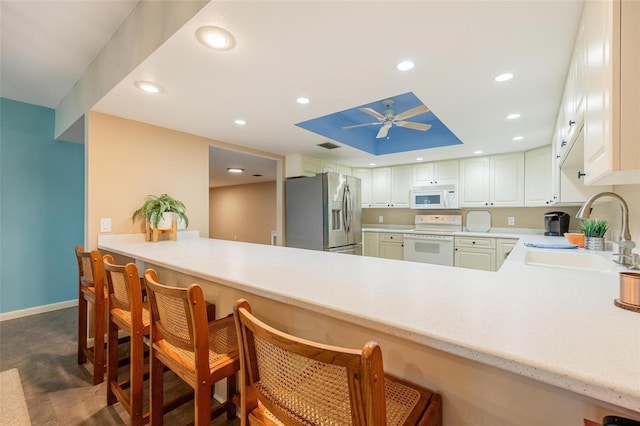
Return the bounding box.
[362,206,581,231]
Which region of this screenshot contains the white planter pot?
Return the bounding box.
[149,212,174,230]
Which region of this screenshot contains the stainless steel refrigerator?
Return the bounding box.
[285,172,362,255]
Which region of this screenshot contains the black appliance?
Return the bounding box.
[544,211,570,236]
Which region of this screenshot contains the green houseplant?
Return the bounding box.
[579,218,609,238]
[131,194,189,229]
[579,218,608,250]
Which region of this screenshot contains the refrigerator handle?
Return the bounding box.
[344,184,353,233]
[343,184,350,233]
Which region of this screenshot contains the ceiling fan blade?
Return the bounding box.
[342,122,382,130]
[376,125,391,139]
[396,121,432,131]
[394,104,429,121]
[359,107,385,121]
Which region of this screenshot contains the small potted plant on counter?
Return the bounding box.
[579,218,609,251]
[132,194,189,240]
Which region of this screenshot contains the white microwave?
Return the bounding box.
[410,185,459,209]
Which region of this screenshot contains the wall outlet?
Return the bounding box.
[507,217,515,226]
[100,218,112,232]
[378,215,384,223]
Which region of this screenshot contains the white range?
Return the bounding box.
[403,214,462,266]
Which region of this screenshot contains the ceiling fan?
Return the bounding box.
[342,99,432,139]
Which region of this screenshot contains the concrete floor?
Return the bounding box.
[0,307,240,426]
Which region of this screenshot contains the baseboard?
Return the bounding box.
[0,299,77,322]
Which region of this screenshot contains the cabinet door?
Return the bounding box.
[525,146,553,207]
[363,232,379,257]
[353,168,372,208]
[285,154,320,177]
[454,248,495,271]
[378,241,404,260]
[496,238,517,270]
[433,160,459,186]
[490,153,524,207]
[336,164,352,176]
[320,161,336,173]
[390,165,412,208]
[459,157,491,207]
[372,168,392,207]
[412,163,435,186]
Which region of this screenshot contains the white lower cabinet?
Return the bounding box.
[363,232,379,257]
[363,232,404,260]
[496,238,518,270]
[378,233,404,260]
[454,236,496,271]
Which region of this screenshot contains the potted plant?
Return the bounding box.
[579,218,608,250]
[132,194,189,230]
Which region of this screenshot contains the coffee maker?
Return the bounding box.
[544,211,570,236]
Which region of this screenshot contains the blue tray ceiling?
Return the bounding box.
[295,92,463,155]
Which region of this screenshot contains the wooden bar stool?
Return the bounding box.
[233,298,442,426]
[75,246,107,385]
[144,269,240,425]
[103,255,149,425]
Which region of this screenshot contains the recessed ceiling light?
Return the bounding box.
[296,97,310,104]
[397,60,415,71]
[134,81,163,94]
[512,136,524,141]
[196,26,236,50]
[369,163,376,166]
[416,157,423,161]
[474,150,483,154]
[227,167,244,173]
[234,119,246,125]
[495,73,514,82]
[506,113,521,120]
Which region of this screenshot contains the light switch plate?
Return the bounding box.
[100,218,112,232]
[508,217,515,226]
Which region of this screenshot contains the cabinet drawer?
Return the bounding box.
[379,233,404,243]
[455,236,495,249]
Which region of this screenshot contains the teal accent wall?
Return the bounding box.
[0,98,84,313]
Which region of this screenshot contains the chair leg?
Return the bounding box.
[93,300,106,385]
[226,374,237,419]
[130,331,145,426]
[106,318,119,405]
[194,376,212,426]
[78,292,88,364]
[149,349,164,426]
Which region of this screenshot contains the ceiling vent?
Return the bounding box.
[317,142,340,150]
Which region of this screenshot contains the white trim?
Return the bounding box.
[0,299,77,322]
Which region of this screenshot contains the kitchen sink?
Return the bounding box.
[524,250,619,273]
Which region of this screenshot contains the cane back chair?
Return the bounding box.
[75,246,107,385]
[233,299,442,426]
[144,269,240,425]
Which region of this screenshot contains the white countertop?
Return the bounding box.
[98,233,640,412]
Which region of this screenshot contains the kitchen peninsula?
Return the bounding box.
[98,233,640,425]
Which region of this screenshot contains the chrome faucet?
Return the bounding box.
[576,192,637,268]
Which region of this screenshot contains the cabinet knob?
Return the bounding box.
[556,154,561,159]
[490,202,494,206]
[577,170,586,180]
[569,119,575,127]
[561,140,567,147]
[472,241,476,244]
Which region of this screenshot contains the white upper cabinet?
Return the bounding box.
[490,153,525,206]
[460,153,524,207]
[285,154,353,178]
[370,165,411,208]
[583,0,640,185]
[525,146,554,207]
[412,160,459,187]
[390,165,412,207]
[353,168,372,208]
[459,157,491,207]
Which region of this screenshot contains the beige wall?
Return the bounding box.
[209,182,277,245]
[86,112,284,249]
[363,206,581,231]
